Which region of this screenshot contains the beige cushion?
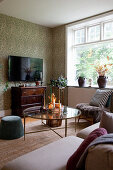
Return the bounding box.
[76,122,100,139]
[2,136,83,170]
[85,144,113,170]
[100,111,113,133]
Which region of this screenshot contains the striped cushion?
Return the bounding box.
[89,89,112,107]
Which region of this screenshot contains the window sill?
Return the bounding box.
[67,85,113,90]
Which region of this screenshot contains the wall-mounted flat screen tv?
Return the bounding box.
[8,56,43,82]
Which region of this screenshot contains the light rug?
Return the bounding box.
[0,119,90,169]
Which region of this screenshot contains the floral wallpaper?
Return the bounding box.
[52,26,65,79]
[0,14,53,110]
[52,26,67,105]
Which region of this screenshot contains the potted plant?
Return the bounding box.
[50,75,67,88]
[49,75,67,105]
[77,73,86,87]
[94,56,112,88]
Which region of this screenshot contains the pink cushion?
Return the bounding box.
[66,128,107,170]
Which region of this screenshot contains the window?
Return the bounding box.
[104,21,113,39]
[88,25,100,42]
[66,13,113,87]
[75,28,85,44]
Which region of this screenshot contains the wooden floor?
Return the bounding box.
[21,117,38,124]
[0,117,38,124]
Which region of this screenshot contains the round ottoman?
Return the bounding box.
[0,116,24,140]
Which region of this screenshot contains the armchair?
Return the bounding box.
[76,89,113,124]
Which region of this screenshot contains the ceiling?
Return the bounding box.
[0,0,113,28]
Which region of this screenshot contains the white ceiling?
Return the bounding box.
[0,0,113,28]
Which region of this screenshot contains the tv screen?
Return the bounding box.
[8,56,43,82]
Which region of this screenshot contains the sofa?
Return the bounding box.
[2,117,113,170]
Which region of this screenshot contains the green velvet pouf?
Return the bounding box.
[0,116,24,140]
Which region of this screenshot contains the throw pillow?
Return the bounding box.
[106,95,112,108]
[66,128,107,170]
[89,89,112,107]
[100,111,113,133]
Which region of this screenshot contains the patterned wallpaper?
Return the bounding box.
[52,26,67,105]
[52,26,65,79]
[0,14,53,110]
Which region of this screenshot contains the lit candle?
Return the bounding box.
[59,103,61,110]
[53,98,55,108]
[59,88,60,104]
[48,103,53,110]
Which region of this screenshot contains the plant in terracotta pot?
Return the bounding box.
[77,73,86,87]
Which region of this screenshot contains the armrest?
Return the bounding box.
[76,122,100,139]
[85,144,113,170]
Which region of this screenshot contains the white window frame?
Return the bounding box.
[66,12,113,87]
[87,24,101,42]
[74,27,85,45]
[103,20,113,40]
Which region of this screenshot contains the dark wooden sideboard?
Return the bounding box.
[11,86,46,117]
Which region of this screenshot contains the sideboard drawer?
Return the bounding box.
[21,88,44,96]
[21,96,43,105]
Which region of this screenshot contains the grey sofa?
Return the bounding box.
[2,122,113,170]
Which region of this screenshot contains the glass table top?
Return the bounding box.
[23,106,81,120]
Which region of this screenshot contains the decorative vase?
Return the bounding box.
[97,76,107,88]
[78,77,86,87]
[25,73,30,81]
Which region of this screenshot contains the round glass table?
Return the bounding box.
[23,106,81,140]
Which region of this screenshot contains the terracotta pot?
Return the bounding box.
[78,77,86,87]
[35,81,39,86]
[97,76,107,88]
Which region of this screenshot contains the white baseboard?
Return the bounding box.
[0,109,11,117]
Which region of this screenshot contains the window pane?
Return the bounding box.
[88,25,100,42]
[104,21,113,39]
[74,29,85,44]
[73,41,113,86]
